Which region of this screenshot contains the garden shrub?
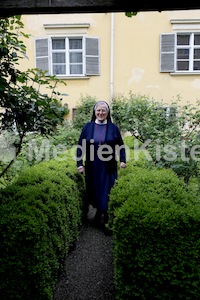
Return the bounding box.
[110,166,200,299]
[72,94,96,131]
[123,135,135,149]
[123,135,143,149]
[118,149,152,177]
[109,165,187,226]
[0,156,85,300]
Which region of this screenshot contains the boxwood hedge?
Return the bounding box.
[0,156,85,300]
[109,166,200,300]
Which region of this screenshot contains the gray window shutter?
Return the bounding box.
[160,33,175,72]
[35,38,50,75]
[85,37,100,75]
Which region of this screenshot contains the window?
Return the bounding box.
[51,37,83,75]
[160,32,200,73]
[177,33,200,71]
[72,108,77,120]
[35,36,100,77]
[158,106,177,122]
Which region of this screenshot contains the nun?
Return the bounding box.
[76,100,126,230]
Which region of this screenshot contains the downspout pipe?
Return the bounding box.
[110,12,114,103]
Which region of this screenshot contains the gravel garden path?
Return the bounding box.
[53,208,115,300]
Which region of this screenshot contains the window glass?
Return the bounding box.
[193,61,200,70]
[194,34,200,45]
[52,39,65,50]
[69,38,83,75]
[52,53,65,63]
[53,65,66,75]
[177,61,189,71]
[177,49,189,59]
[177,34,190,45]
[69,39,82,49]
[70,53,82,63]
[70,65,83,74]
[194,49,200,59]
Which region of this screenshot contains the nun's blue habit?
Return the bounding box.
[76,103,126,213]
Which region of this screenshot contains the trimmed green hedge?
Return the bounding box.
[109,166,200,300]
[0,156,85,300]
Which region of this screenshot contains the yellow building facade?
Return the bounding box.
[21,10,200,119]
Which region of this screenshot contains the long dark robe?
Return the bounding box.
[76,121,126,212]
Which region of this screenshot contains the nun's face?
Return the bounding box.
[95,104,108,122]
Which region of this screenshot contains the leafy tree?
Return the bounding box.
[111,92,171,141]
[125,12,137,17]
[72,94,97,131]
[147,99,200,184]
[109,93,128,131]
[111,93,200,184]
[0,15,69,179]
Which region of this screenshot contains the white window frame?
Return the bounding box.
[50,36,85,77]
[176,32,200,73]
[35,35,100,78]
[160,19,200,74]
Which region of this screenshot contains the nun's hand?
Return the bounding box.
[120,162,126,168]
[77,166,85,174]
